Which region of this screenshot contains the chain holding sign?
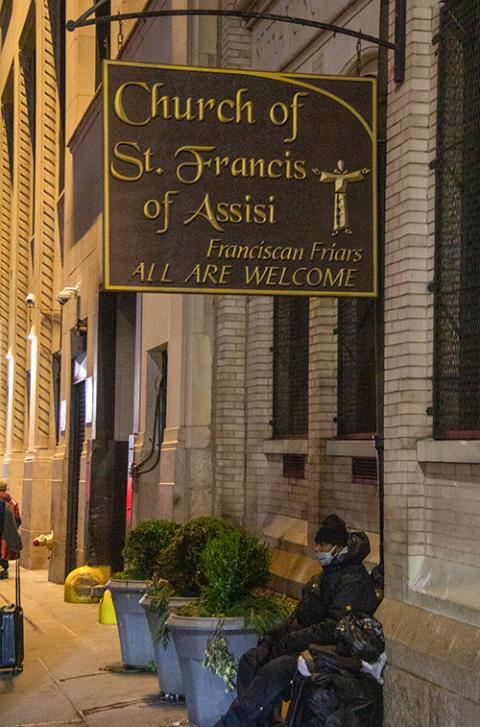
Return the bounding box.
[104,61,377,297]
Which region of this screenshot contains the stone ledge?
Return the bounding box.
[326,438,376,457]
[258,513,308,553]
[376,598,480,704]
[417,438,480,463]
[263,439,308,455]
[268,547,318,600]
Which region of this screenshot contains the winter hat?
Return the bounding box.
[0,479,7,492]
[315,514,348,546]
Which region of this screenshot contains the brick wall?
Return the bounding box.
[215,0,380,540]
[382,0,437,602]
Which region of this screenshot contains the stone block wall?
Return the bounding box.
[214,0,381,550]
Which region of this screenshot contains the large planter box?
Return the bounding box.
[167,613,258,727]
[108,578,154,668]
[139,594,196,699]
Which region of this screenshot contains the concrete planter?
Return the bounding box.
[167,613,258,727]
[107,578,154,668]
[139,594,197,699]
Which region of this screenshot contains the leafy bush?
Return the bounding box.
[177,590,294,635]
[225,592,293,633]
[121,519,180,580]
[199,528,271,614]
[154,516,235,596]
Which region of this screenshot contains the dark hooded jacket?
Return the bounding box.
[0,499,22,561]
[266,532,378,657]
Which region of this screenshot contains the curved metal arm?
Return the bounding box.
[66,7,396,52]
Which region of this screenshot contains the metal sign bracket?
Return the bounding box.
[67,1,406,84]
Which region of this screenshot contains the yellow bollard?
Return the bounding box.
[98,588,117,624]
[64,565,106,603]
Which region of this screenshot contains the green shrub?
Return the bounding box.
[199,528,271,614]
[154,516,235,596]
[121,519,180,580]
[225,592,294,633]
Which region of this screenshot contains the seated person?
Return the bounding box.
[213,514,378,727]
[288,613,386,727]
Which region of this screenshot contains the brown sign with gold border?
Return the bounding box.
[104,61,377,297]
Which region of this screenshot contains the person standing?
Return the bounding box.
[0,479,22,579]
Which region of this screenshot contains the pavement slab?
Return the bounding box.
[0,569,189,727]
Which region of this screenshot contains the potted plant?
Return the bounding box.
[108,519,180,669]
[167,527,293,727]
[139,516,236,699]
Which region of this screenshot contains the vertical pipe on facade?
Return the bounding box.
[375,0,389,567]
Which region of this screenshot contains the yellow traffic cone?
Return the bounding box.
[98,588,117,625]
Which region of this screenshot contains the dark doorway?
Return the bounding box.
[87,293,136,572]
[65,332,87,577]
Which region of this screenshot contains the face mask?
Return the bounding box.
[315,547,336,567]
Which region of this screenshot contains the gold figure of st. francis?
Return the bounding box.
[313,160,370,235]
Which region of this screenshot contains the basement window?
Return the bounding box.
[283,454,305,479]
[352,457,377,485]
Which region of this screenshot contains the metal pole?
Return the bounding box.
[375,0,389,568]
[394,0,407,83]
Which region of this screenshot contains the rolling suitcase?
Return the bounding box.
[0,557,24,674]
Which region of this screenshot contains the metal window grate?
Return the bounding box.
[352,457,378,485]
[337,299,376,436]
[283,454,305,479]
[273,297,309,438]
[433,0,480,439]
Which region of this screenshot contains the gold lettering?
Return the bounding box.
[184,263,233,285]
[196,98,216,119]
[114,82,150,126]
[217,97,236,123]
[110,142,144,182]
[175,146,216,184]
[132,262,146,281]
[269,92,309,143]
[143,191,179,234]
[146,263,156,281]
[292,267,307,286]
[184,193,224,232]
[244,266,269,285]
[160,263,173,282]
[234,88,255,124]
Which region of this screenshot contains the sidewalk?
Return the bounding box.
[0,568,188,727]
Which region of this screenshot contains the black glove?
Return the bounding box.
[270,628,312,658]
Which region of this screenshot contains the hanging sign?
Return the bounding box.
[104,61,377,297]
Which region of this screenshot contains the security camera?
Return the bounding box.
[56,286,79,306]
[25,293,36,308]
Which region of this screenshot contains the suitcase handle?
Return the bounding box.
[15,557,20,608]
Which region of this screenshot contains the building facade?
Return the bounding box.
[1,0,479,724]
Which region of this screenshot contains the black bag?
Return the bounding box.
[286,657,383,727]
[334,614,384,662]
[0,503,24,674]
